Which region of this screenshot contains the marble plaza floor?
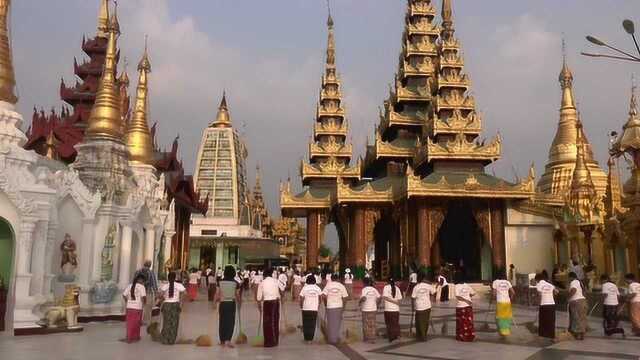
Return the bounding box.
[1,288,640,360]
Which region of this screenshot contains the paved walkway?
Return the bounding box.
[1,288,639,360]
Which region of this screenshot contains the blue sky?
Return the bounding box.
[11,0,640,222]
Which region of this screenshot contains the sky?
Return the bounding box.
[11,0,640,225]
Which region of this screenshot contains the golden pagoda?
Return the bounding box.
[125,42,154,165]
[537,50,606,197]
[0,0,17,104]
[85,3,123,141]
[301,9,359,184]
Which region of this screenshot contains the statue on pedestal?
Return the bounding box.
[59,234,78,282]
[101,225,116,281]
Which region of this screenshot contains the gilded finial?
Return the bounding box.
[85,0,123,141]
[210,91,231,128]
[630,74,637,117]
[325,1,336,67]
[0,0,17,104]
[109,1,120,35]
[126,40,153,165]
[138,35,151,72]
[441,0,454,38]
[97,0,109,37]
[326,0,333,28]
[559,38,573,89]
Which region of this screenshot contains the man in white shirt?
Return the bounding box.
[601,274,624,336]
[257,268,284,347]
[322,274,349,345]
[299,275,322,343]
[570,260,585,282]
[411,271,436,341]
[567,271,587,340]
[625,273,640,336]
[407,270,418,297]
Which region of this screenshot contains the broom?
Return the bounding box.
[409,301,415,337]
[554,307,572,342]
[235,302,247,345]
[319,306,329,343]
[281,299,297,334]
[480,295,494,331]
[250,307,264,347]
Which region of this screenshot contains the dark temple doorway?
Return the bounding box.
[437,201,482,282]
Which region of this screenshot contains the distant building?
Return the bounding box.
[190,94,278,270]
[272,218,306,268]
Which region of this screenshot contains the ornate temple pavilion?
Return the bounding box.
[281,0,638,281]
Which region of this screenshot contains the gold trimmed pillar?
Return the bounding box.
[490,200,506,271]
[416,201,431,267]
[307,210,320,269]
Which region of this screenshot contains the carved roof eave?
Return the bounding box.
[404,41,437,57]
[309,142,353,159]
[421,133,501,163]
[409,3,436,17]
[280,183,333,217]
[301,160,360,183]
[317,106,345,119]
[436,95,475,111]
[381,110,423,131]
[430,112,482,136]
[336,179,395,204]
[314,121,349,137]
[375,136,415,159]
[511,199,557,218]
[405,172,535,199]
[319,89,342,101]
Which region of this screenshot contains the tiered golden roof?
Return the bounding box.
[85,2,124,141]
[537,53,607,197]
[210,91,231,128]
[0,0,17,104]
[125,42,154,165]
[301,11,358,184]
[616,82,640,154]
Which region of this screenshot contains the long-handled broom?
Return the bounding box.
[281,299,297,334]
[480,295,494,331]
[250,307,264,347]
[235,302,247,345]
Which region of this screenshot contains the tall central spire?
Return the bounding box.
[537,45,606,196]
[85,0,123,141]
[126,40,154,165]
[96,0,109,37]
[0,0,17,104]
[210,91,231,128]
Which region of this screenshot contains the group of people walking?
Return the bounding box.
[119,262,640,347]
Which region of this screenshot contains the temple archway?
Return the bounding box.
[437,201,482,282]
[372,211,400,279]
[0,217,15,333]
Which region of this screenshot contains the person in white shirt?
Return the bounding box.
[257,268,285,347]
[207,271,217,302]
[187,268,200,302]
[278,270,289,300]
[382,278,403,342]
[535,272,558,339]
[567,272,587,340]
[359,277,381,343]
[570,260,585,282]
[343,268,354,298]
[411,271,436,341]
[299,275,322,343]
[205,266,212,287]
[322,273,349,345]
[122,274,147,343]
[216,267,223,283]
[491,270,515,337]
[454,276,476,342]
[252,271,264,300]
[157,271,186,344]
[625,273,640,336]
[314,270,322,287]
[292,271,303,301]
[601,274,624,336]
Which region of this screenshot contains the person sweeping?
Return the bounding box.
[216,266,241,348]
[411,270,436,341]
[257,268,284,347]
[321,273,349,345]
[567,272,588,340]
[359,277,381,343]
[491,270,515,337]
[535,272,558,339]
[625,273,640,336]
[299,275,323,343]
[382,278,403,342]
[454,274,476,342]
[601,274,625,337]
[157,271,186,345]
